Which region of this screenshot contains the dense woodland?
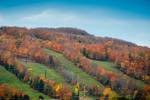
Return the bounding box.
[0,26,150,100]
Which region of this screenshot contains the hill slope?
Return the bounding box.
[0,26,149,99]
[0,65,50,100]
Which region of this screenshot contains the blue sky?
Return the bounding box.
[0,0,150,47]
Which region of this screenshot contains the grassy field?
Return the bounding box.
[44,48,104,91]
[20,61,67,84]
[93,60,147,88]
[0,65,50,100]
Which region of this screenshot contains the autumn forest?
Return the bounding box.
[0,26,150,100]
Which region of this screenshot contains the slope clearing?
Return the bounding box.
[0,65,50,100]
[20,61,67,84]
[93,60,147,88]
[44,48,104,91]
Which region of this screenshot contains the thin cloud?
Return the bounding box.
[21,10,78,23]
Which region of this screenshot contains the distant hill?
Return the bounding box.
[34,27,90,36]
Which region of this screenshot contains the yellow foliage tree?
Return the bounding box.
[103,87,118,100]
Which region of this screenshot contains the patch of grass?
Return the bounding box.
[0,65,50,100]
[93,60,146,88]
[93,61,120,73]
[20,61,66,84]
[44,48,104,91]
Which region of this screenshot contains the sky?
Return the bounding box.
[0,0,150,47]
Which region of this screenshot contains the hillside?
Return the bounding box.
[0,26,150,100]
[0,65,50,99]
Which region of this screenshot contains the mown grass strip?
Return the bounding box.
[93,60,146,88]
[0,65,50,100]
[20,61,66,84]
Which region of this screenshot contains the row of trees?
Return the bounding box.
[0,34,56,67]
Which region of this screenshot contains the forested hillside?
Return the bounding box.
[0,26,150,100]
